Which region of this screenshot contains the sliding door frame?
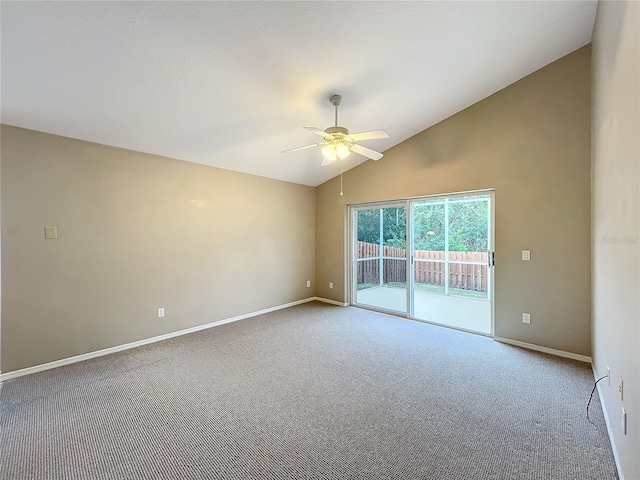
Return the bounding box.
[348,188,495,336]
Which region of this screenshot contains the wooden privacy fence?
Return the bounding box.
[356,241,488,292]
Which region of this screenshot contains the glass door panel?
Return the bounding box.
[354,205,407,314]
[355,209,381,291]
[447,196,489,300]
[413,200,446,296]
[412,193,492,334]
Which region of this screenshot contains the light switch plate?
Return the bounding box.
[522,250,531,261]
[44,226,57,240]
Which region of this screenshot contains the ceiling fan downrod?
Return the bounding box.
[330,94,341,127]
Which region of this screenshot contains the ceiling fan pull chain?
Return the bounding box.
[340,159,344,196]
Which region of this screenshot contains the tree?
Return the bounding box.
[356,196,488,253]
[413,203,445,251]
[448,200,488,252]
[356,209,380,244]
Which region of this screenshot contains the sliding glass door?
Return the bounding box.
[351,191,493,335]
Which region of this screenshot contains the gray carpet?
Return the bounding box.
[0,302,617,479]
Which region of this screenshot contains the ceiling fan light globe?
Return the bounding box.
[322,145,338,163]
[335,142,351,159]
[322,142,351,164]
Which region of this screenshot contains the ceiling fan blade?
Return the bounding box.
[348,129,389,142]
[351,143,384,161]
[281,143,326,154]
[303,126,329,138]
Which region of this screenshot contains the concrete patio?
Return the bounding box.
[355,286,492,335]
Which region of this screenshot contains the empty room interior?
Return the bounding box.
[0,1,638,479]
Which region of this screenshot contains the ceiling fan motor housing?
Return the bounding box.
[325,126,349,136]
[323,127,352,149]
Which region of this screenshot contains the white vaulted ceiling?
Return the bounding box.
[1,1,597,186]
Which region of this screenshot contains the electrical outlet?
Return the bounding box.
[618,377,624,401]
[306,280,311,288]
[622,408,627,435]
[157,307,165,318]
[607,367,611,386]
[522,250,531,261]
[329,282,334,289]
[522,313,531,324]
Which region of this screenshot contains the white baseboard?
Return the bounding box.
[493,336,592,363]
[0,297,319,383]
[592,366,624,480]
[313,296,348,307]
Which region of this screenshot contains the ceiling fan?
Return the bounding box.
[282,95,389,166]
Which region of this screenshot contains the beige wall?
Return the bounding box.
[316,46,592,356]
[1,125,316,373]
[592,1,639,478]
